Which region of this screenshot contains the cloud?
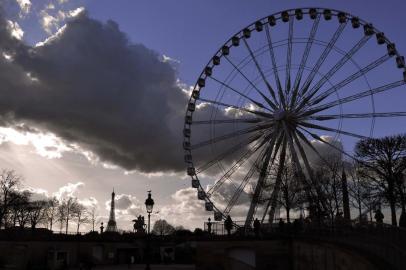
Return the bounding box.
[22,186,49,201]
[68,7,84,17]
[159,187,207,227]
[0,10,193,173]
[39,6,85,34]
[162,54,180,69]
[105,193,143,226]
[306,135,343,165]
[53,181,84,199]
[15,0,31,16]
[6,20,23,40]
[79,196,98,208]
[0,125,72,158]
[0,4,239,176]
[158,184,251,229]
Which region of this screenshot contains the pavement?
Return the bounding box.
[70,264,195,270]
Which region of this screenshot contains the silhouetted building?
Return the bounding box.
[106,189,118,232]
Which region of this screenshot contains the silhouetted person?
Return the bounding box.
[335,211,344,227]
[293,218,301,233]
[399,210,406,228]
[100,222,104,234]
[279,218,285,232]
[207,217,212,234]
[253,218,261,238]
[224,215,233,236]
[375,209,384,225]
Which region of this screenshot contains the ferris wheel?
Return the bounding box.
[183,8,406,227]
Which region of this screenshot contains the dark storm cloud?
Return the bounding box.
[0,10,191,173]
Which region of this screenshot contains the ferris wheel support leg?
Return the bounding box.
[243,135,280,230]
[264,138,288,226]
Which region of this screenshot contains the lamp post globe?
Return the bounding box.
[145,191,154,214]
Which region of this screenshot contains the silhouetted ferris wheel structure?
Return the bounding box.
[183,8,406,228]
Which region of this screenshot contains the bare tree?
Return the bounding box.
[89,205,98,232]
[14,191,31,228]
[277,161,303,222]
[45,197,59,231]
[28,200,47,229]
[0,169,23,228]
[355,134,406,226]
[310,155,343,224]
[8,190,30,228]
[61,197,79,234]
[347,162,380,222]
[73,203,89,233]
[57,203,66,233]
[152,219,175,236]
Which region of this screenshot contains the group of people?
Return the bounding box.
[207,215,263,237]
[206,208,388,237]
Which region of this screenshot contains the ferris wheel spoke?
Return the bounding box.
[209,76,271,111]
[261,136,287,224]
[291,130,330,212]
[191,123,272,150]
[285,18,294,95]
[242,38,281,107]
[224,146,267,214]
[291,131,325,208]
[299,22,348,98]
[294,129,347,189]
[265,24,283,95]
[287,127,318,198]
[193,118,264,125]
[197,98,273,118]
[207,131,275,196]
[243,132,280,226]
[299,127,358,162]
[196,132,264,174]
[305,80,406,115]
[303,54,392,109]
[294,128,325,158]
[269,129,286,164]
[221,56,279,110]
[309,112,406,121]
[290,130,315,181]
[293,128,324,180]
[291,15,321,107]
[304,35,372,104]
[299,121,368,139]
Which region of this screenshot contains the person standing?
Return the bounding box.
[253,218,261,238]
[207,217,212,234]
[375,208,384,225]
[224,215,233,236]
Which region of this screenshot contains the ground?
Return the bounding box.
[70,264,195,270]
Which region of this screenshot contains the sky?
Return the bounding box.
[0,0,405,230]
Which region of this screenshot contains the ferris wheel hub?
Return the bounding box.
[274,108,291,121]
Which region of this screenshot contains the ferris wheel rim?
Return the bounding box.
[183,7,406,223]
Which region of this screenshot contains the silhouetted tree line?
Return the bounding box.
[0,170,98,233]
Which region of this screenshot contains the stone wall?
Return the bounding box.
[195,240,383,270]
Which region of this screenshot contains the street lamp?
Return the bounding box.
[145,190,154,234]
[145,190,154,270]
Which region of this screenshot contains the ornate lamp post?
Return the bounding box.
[145,190,154,270]
[145,190,154,234]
